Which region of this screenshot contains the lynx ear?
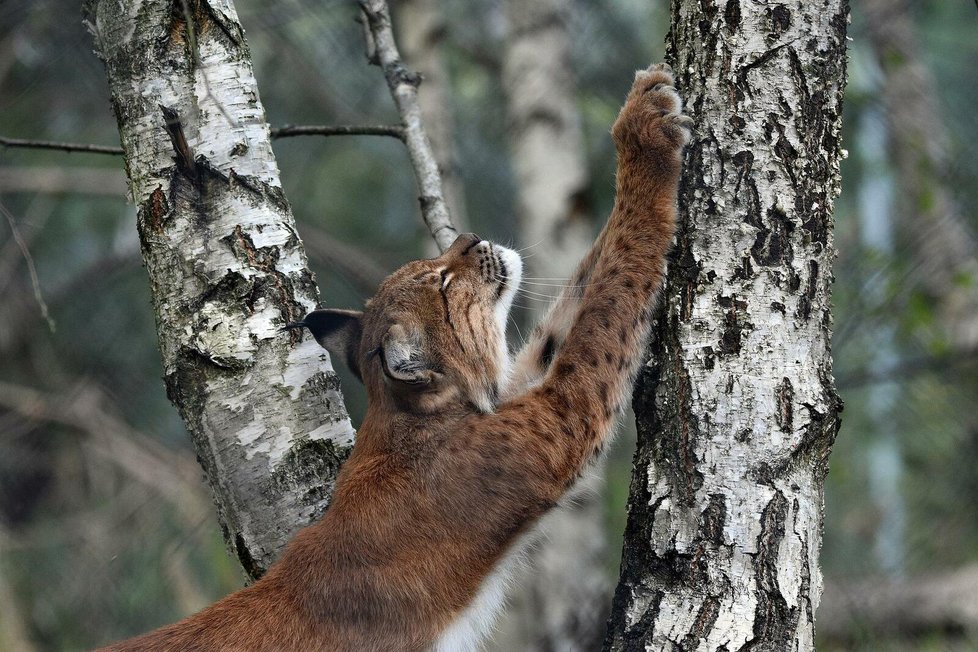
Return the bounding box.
[380,324,441,387]
[284,309,363,380]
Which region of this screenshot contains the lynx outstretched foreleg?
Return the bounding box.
[505,64,691,401]
[503,231,606,398]
[487,63,692,491]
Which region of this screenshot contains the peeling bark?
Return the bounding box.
[85,0,354,577]
[491,0,608,649]
[606,1,848,649]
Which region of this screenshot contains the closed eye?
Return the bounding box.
[440,270,453,289]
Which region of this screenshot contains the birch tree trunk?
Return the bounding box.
[491,0,607,649]
[605,1,848,648]
[85,0,354,577]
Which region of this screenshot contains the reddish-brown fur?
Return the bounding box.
[100,63,690,652]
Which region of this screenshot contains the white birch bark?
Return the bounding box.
[490,0,608,649]
[606,1,848,649]
[84,0,354,577]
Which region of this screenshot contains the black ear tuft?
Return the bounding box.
[287,309,364,381]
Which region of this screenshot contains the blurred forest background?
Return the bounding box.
[0,0,976,649]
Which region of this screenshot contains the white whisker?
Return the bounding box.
[515,239,545,253]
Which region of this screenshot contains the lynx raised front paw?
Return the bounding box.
[612,62,693,155]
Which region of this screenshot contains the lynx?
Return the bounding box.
[102,62,691,652]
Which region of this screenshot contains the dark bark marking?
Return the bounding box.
[795,259,819,320]
[680,595,722,650]
[699,493,727,545]
[732,254,754,281]
[635,357,705,507]
[235,533,263,579]
[159,105,201,183]
[724,0,741,31]
[145,185,170,233]
[702,345,715,370]
[739,491,798,651]
[774,377,794,433]
[605,587,665,652]
[750,204,794,267]
[271,438,347,509]
[717,294,751,356]
[769,5,792,37]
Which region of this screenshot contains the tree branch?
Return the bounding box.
[358,0,458,253]
[0,136,123,155]
[271,124,404,140]
[397,0,470,234]
[0,124,405,158]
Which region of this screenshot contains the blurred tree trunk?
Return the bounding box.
[85,0,353,577]
[490,0,609,650]
[396,0,469,238]
[605,1,847,649]
[864,0,978,350]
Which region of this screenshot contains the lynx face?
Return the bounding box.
[292,233,522,414]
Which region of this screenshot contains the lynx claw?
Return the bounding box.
[613,62,692,152]
[669,113,694,144]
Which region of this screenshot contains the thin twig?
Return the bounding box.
[0,137,123,155]
[358,0,458,253]
[271,124,404,140]
[0,124,405,158]
[0,201,55,332]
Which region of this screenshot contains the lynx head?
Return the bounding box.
[288,233,522,414]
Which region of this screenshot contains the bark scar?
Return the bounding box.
[160,104,198,181]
